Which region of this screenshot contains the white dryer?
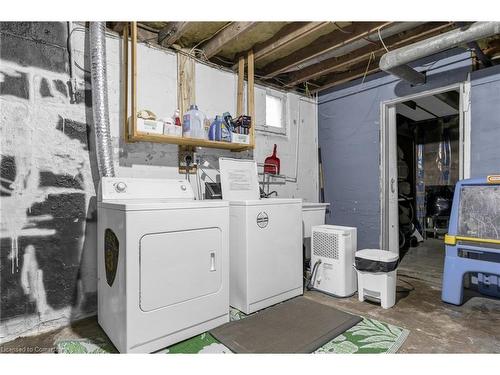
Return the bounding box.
[97,177,229,353]
[219,158,303,314]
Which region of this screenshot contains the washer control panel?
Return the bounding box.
[99,177,195,201]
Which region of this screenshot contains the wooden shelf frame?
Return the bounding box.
[122,22,255,152]
[129,133,252,151]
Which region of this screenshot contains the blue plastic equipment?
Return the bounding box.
[442,175,500,305]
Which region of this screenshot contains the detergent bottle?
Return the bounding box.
[221,112,234,142]
[182,105,205,139]
[208,116,224,141]
[208,115,233,142]
[220,116,232,142]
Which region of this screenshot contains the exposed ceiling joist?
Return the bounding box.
[158,22,191,47]
[261,21,392,79]
[108,21,475,95]
[286,22,454,87]
[311,58,381,93]
[202,22,259,59]
[231,21,332,70]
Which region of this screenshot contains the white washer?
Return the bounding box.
[97,177,229,353]
[219,158,303,314]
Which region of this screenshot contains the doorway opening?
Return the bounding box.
[380,83,471,283]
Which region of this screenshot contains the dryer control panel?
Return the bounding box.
[98,177,194,201]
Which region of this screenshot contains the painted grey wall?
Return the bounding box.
[318,49,472,249]
[470,64,500,177]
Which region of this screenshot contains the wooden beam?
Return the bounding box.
[261,22,391,79]
[286,22,454,87]
[158,22,190,47]
[247,50,255,147]
[237,55,245,116]
[130,22,138,138]
[231,22,331,70]
[202,22,258,59]
[178,48,196,117]
[123,24,129,141]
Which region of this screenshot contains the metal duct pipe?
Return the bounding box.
[380,21,500,84]
[89,22,115,177]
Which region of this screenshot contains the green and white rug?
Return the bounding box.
[56,308,409,354]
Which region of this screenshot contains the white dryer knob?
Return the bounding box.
[115,182,127,193]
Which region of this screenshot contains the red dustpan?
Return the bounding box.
[264,144,280,175]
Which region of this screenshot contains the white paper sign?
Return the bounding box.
[228,169,253,191]
[219,158,260,201]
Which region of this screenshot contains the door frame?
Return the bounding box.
[380,80,471,252]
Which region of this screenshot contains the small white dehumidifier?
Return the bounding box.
[309,225,357,297]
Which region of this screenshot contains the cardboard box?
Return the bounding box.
[134,117,164,135]
[231,132,250,144]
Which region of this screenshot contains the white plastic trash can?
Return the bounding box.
[355,249,399,309]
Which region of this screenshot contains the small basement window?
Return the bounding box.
[260,91,287,135]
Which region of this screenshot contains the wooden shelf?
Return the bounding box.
[123,22,255,153]
[128,132,253,151]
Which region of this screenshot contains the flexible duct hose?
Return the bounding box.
[89,22,115,177]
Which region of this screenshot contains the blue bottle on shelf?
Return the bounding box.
[208,115,232,142]
[208,116,222,141]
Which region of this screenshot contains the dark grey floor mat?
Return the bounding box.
[210,296,362,353]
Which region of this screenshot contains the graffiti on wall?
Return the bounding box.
[0,59,98,342]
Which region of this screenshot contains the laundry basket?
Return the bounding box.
[355,249,399,309]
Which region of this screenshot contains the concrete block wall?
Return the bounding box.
[0,22,318,342]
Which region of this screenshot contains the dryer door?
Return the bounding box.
[139,228,222,311]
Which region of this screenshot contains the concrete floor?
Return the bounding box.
[1,239,500,353]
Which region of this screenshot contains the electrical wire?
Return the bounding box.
[334,22,352,34]
[377,25,390,53]
[191,22,232,51]
[67,24,225,76]
[360,51,376,86]
[212,55,238,65]
[306,259,322,290]
[177,23,231,75]
[68,26,91,74]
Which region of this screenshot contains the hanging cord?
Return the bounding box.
[67,26,91,74]
[307,259,357,298]
[306,259,322,290]
[360,51,376,86]
[377,25,390,53]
